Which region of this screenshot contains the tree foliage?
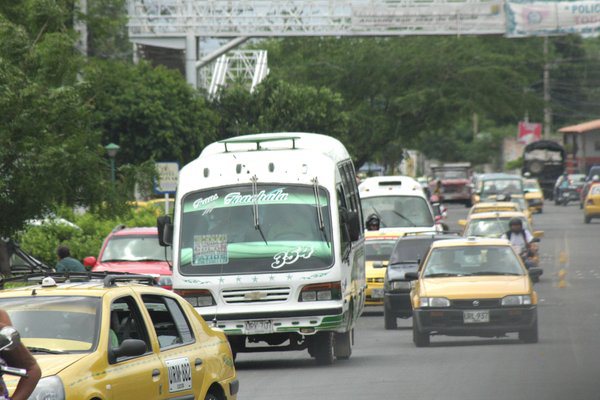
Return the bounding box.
[81,60,218,165]
[212,78,349,141]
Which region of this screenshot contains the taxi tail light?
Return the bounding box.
[175,289,215,307]
[299,282,342,302]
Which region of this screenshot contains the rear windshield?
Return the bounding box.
[365,239,398,262]
[102,235,172,262]
[389,239,434,265]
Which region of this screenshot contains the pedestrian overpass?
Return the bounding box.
[126,0,599,89]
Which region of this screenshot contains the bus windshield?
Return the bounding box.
[361,196,433,228]
[179,184,333,275]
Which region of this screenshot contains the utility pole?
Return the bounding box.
[74,0,88,56]
[543,36,552,138]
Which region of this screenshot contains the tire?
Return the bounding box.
[465,199,472,208]
[312,332,335,365]
[519,322,539,344]
[334,330,352,360]
[539,208,543,214]
[584,215,591,224]
[205,394,219,400]
[412,321,430,347]
[384,305,398,330]
[554,199,560,206]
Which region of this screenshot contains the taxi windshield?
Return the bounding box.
[481,179,523,197]
[361,196,433,228]
[365,239,397,262]
[0,296,101,353]
[465,217,529,238]
[524,181,540,192]
[423,246,524,277]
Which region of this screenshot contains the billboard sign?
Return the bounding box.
[506,1,600,37]
[518,121,543,144]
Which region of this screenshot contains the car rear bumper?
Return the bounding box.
[384,291,412,316]
[414,307,537,335]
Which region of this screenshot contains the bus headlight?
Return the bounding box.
[299,282,341,302]
[174,289,216,307]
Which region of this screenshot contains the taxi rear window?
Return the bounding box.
[0,296,101,353]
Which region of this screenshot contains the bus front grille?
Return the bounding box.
[221,287,291,304]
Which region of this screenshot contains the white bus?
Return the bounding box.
[158,133,365,365]
[359,176,441,234]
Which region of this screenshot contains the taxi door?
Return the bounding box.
[106,296,166,399]
[140,294,207,399]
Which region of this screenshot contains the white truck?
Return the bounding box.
[158,133,365,364]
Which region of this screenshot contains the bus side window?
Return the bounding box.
[337,185,350,254]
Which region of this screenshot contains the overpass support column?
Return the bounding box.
[185,33,198,88]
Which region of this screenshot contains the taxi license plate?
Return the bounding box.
[245,320,272,334]
[371,289,384,299]
[463,310,490,324]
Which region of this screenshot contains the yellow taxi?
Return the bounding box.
[584,183,600,223]
[406,237,541,347]
[459,202,520,228]
[0,274,238,400]
[524,179,544,214]
[460,198,532,227]
[365,232,403,306]
[462,211,543,240]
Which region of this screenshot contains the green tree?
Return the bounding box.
[212,78,349,145]
[81,60,218,165]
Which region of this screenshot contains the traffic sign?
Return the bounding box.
[154,162,179,194]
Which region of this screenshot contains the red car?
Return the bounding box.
[83,226,173,289]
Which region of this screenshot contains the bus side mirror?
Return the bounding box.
[157,216,173,247]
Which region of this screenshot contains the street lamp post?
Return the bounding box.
[104,143,120,185]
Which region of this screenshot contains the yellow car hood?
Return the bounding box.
[366,261,386,279]
[420,276,531,299]
[4,353,88,392]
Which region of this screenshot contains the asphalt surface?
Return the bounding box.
[235,202,600,400]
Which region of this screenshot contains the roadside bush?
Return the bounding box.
[17,206,159,267]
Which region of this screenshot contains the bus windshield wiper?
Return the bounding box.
[312,178,330,248]
[251,175,268,245]
[392,210,416,227]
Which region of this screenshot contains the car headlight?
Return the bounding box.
[390,281,412,291]
[28,376,65,400]
[501,295,532,306]
[419,297,451,308]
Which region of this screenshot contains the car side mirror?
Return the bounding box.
[157,215,173,247]
[528,268,543,281]
[83,256,97,268]
[404,271,419,281]
[109,339,147,364]
[533,231,544,239]
[458,219,467,227]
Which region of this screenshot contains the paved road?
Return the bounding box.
[235,203,600,399]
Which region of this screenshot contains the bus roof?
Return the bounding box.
[359,176,423,197]
[200,133,351,164]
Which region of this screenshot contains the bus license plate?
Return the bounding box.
[463,310,489,324]
[245,320,272,334]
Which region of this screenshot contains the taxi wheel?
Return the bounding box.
[334,330,352,360]
[519,323,538,344]
[312,332,335,365]
[412,323,430,347]
[205,394,219,400]
[384,306,397,330]
[584,216,591,224]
